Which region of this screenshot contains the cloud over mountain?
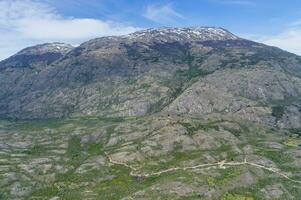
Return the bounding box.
[0,0,139,60]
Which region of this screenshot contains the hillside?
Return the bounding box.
[1,27,301,128]
[1,27,301,199]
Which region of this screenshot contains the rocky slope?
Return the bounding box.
[1,27,301,200]
[0,43,74,69]
[0,27,301,129]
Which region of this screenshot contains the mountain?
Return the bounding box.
[1,27,301,199]
[0,43,74,69]
[0,27,300,128]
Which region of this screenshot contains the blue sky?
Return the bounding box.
[1,0,301,60]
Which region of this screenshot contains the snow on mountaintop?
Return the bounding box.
[123,27,239,42]
[0,43,74,69]
[17,43,74,56]
[80,27,240,48]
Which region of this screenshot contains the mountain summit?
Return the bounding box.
[0,27,300,128]
[123,27,239,41]
[1,27,301,199]
[0,43,74,69]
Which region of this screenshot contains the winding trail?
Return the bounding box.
[105,153,301,184]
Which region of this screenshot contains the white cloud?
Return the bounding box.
[17,18,138,40]
[289,19,301,27]
[259,25,301,56]
[144,3,184,24]
[0,0,140,60]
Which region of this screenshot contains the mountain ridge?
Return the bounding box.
[0,42,74,69]
[1,27,301,199]
[0,27,300,129]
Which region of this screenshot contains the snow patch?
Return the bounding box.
[122,27,239,42]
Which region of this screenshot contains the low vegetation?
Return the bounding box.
[0,115,300,199]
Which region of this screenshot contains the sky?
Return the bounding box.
[1,0,301,60]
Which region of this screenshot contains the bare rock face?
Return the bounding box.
[278,105,301,128]
[0,27,300,128]
[203,68,301,103]
[165,81,254,115]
